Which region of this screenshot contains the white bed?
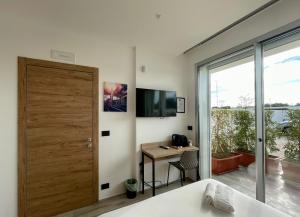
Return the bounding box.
[99,179,290,217]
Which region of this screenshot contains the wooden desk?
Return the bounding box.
[141,141,199,196]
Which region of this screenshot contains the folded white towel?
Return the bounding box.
[204,183,216,206]
[213,184,235,213]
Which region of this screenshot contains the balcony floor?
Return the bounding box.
[213,164,300,217]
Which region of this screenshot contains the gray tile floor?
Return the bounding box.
[57,164,300,217]
[55,180,192,217]
[213,164,300,217]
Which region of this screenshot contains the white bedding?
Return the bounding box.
[99,179,290,217]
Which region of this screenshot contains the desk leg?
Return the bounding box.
[142,153,144,194]
[152,158,155,196]
[197,150,200,181]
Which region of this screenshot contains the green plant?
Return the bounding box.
[284,109,300,161]
[264,110,279,155]
[211,109,235,155]
[233,110,256,153]
[211,108,280,158]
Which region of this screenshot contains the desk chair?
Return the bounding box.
[167,150,199,186]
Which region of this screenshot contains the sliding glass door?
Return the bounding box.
[197,28,300,217]
[209,50,257,199]
[263,33,300,216]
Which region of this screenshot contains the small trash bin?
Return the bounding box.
[125,178,137,199]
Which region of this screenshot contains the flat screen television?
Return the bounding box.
[161,90,177,117]
[136,88,177,117]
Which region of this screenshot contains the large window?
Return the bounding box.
[263,39,300,216]
[198,29,300,216]
[210,53,257,199]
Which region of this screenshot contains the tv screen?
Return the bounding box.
[161,91,177,117]
[136,88,161,117]
[136,88,177,117]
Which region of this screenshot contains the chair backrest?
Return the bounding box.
[180,150,199,170]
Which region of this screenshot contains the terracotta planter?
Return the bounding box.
[266,155,281,175]
[281,159,300,187]
[239,152,255,167]
[212,153,242,175]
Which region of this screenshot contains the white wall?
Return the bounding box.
[135,48,192,185]
[0,17,136,217]
[185,0,300,142]
[0,14,192,217]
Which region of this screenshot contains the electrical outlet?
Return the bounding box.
[101,131,110,137]
[188,126,193,131]
[101,183,110,190]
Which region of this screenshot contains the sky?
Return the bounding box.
[210,45,300,108]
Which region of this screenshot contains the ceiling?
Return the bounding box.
[1,0,271,55]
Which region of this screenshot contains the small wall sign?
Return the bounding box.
[177,97,185,113]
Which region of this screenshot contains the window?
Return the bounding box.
[197,28,300,216]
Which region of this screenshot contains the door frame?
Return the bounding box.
[254,43,266,202]
[18,57,99,217]
[197,47,265,202]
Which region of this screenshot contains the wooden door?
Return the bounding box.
[18,57,99,217]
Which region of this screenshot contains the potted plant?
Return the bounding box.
[211,109,242,175]
[282,109,300,185]
[233,110,256,167]
[264,110,280,174]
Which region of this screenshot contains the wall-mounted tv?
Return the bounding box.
[136,88,177,117]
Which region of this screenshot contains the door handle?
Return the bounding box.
[87,137,93,149]
[87,138,92,149]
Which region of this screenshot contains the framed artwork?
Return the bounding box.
[177,97,185,113]
[104,82,127,112]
